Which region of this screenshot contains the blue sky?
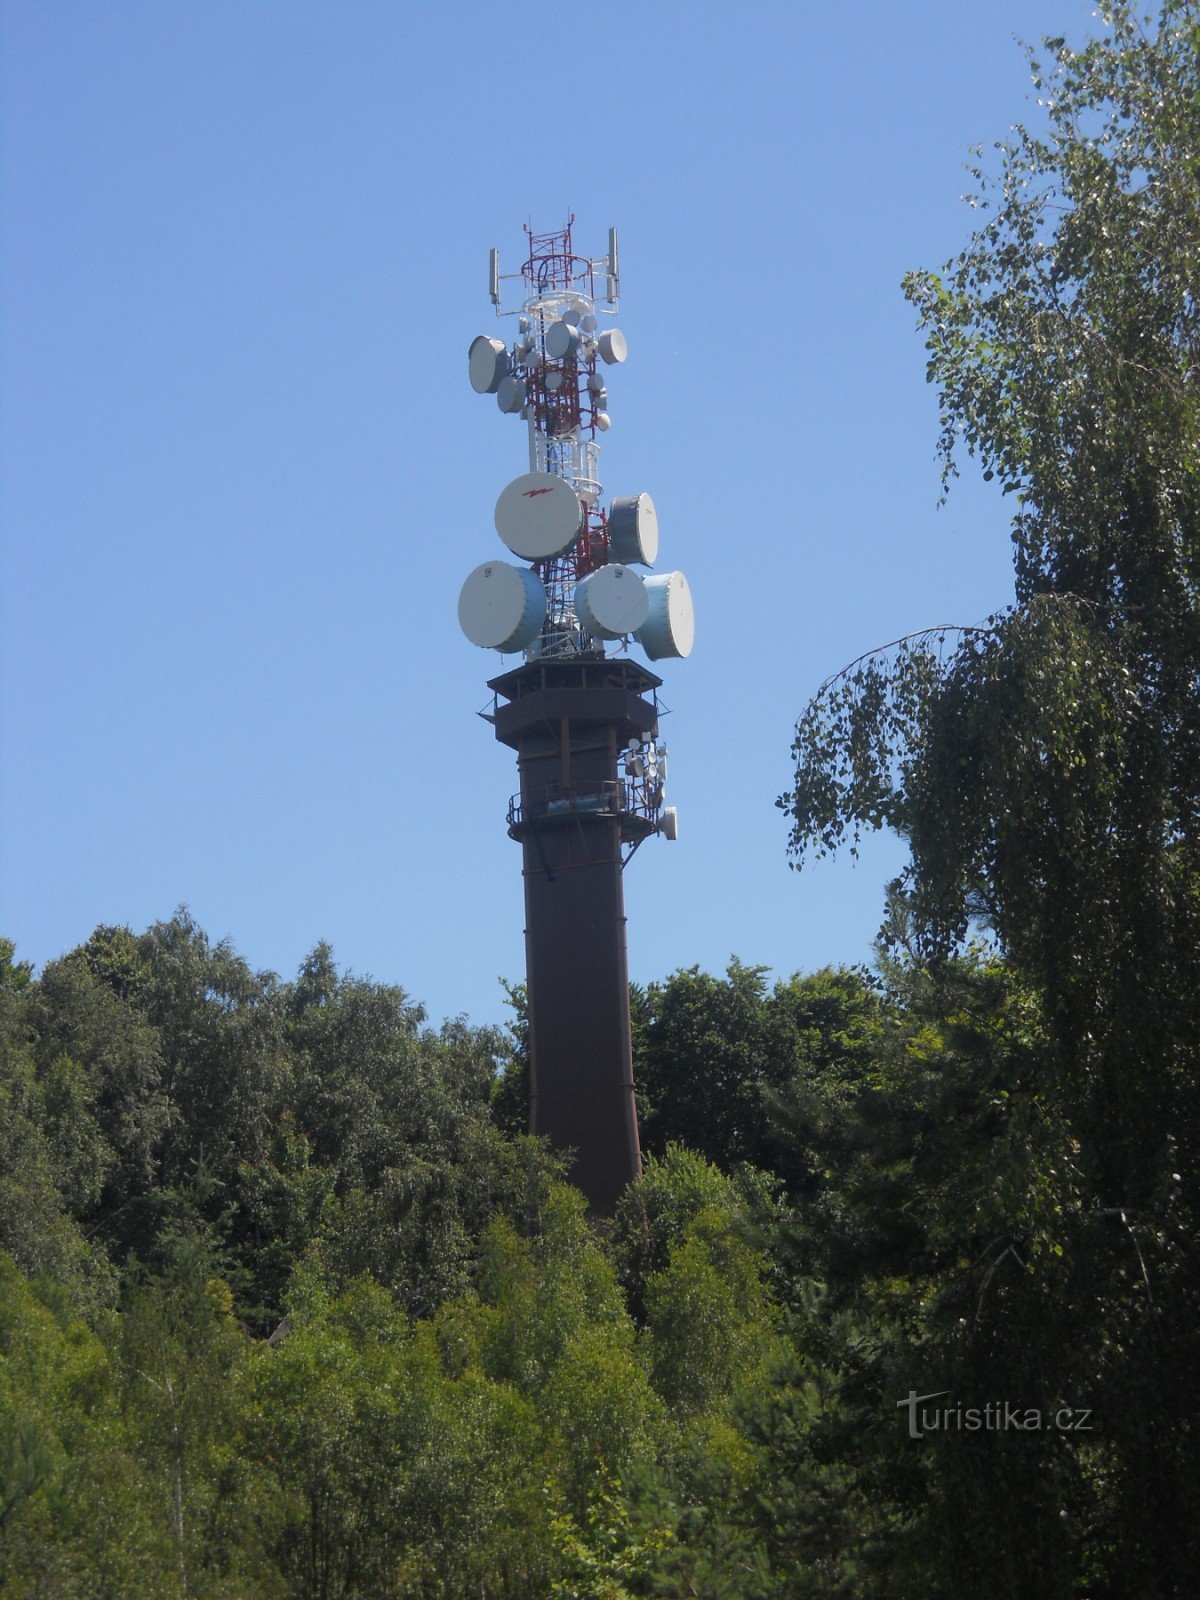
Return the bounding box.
[2,1,1095,1026]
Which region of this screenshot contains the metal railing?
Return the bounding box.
[507,776,659,833]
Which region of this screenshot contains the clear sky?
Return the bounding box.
[2,1,1095,1026]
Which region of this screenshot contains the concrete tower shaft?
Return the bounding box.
[489,655,662,1213]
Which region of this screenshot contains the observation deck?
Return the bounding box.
[506,776,661,844]
[486,654,662,749]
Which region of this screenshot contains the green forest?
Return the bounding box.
[4,6,1200,1595]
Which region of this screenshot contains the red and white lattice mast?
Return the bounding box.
[459,217,693,672]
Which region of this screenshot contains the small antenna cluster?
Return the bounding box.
[622,734,678,841]
[458,218,695,663]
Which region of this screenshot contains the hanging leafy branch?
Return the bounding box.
[778,594,1138,950]
[777,623,978,863]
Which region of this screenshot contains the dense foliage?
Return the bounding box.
[5,5,1198,1594]
[0,916,817,1597]
[777,3,1200,1593]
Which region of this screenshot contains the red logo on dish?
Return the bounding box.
[524,488,553,498]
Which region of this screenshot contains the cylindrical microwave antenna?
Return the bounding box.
[494,472,584,561]
[546,319,582,360]
[469,335,509,393]
[459,561,546,652]
[607,493,659,567]
[575,564,649,641]
[636,571,695,660]
[597,328,627,365]
[497,374,527,414]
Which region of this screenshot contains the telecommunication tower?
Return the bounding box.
[459,219,694,1213]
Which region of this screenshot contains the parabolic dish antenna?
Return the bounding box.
[494,472,584,561]
[575,564,649,641]
[637,571,694,659]
[497,374,527,414]
[469,335,510,394]
[608,493,659,567]
[546,319,581,360]
[597,328,627,365]
[458,561,547,652]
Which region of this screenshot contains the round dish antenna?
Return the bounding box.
[497,374,527,414]
[597,328,627,365]
[607,493,659,567]
[574,564,649,640]
[494,471,584,561]
[469,335,510,394]
[636,571,694,659]
[546,319,582,360]
[458,561,547,652]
